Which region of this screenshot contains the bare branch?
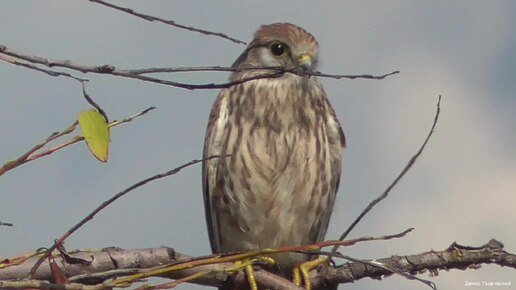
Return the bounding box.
[0,239,513,289]
[1,46,399,90]
[88,0,246,45]
[0,107,155,177]
[332,95,442,254]
[0,221,13,227]
[0,122,77,177]
[323,239,514,286]
[0,53,88,82]
[310,69,400,80]
[129,65,239,74]
[29,155,228,276]
[326,251,435,290]
[0,45,280,89]
[80,83,108,122]
[128,65,400,81]
[104,231,411,289]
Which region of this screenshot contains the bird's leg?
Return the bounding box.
[244,263,258,290]
[292,266,302,287]
[227,256,276,290]
[292,257,329,290]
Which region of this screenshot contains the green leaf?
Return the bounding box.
[78,109,109,162]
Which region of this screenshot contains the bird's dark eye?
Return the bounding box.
[270,42,287,56]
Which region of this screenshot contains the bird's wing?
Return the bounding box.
[202,89,230,254]
[312,89,346,243]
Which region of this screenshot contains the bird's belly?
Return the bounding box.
[217,126,332,267]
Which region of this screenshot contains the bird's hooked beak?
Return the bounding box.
[297,53,313,72]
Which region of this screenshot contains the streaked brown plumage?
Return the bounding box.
[203,23,345,287]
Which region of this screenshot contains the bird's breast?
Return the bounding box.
[229,78,322,178]
[209,76,341,267]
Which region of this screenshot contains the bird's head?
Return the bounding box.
[233,23,319,73]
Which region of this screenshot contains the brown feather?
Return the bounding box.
[202,23,344,289]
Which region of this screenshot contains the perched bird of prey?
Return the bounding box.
[203,23,345,289]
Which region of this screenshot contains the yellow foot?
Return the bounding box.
[228,256,276,290]
[292,257,329,290]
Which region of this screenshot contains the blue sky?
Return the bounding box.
[1,1,515,289]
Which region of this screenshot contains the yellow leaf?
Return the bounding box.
[78,109,109,162]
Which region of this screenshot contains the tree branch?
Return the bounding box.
[0,45,399,90]
[0,107,155,177]
[332,95,442,255]
[325,239,514,285]
[0,53,88,82]
[88,0,246,45]
[0,240,513,289]
[0,221,13,227]
[28,156,227,277]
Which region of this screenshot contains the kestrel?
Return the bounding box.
[203,23,345,289]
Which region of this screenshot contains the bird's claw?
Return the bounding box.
[227,256,276,290]
[292,257,329,290]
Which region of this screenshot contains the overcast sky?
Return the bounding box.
[1,1,515,289]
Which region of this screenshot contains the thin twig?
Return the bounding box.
[127,65,292,75]
[0,45,399,90]
[128,65,400,81]
[88,0,246,45]
[300,228,415,257]
[0,122,78,177]
[323,230,436,290]
[0,45,282,89]
[129,65,239,74]
[109,106,156,126]
[0,107,155,177]
[0,53,88,82]
[29,155,228,277]
[81,82,108,122]
[326,252,436,290]
[332,95,442,254]
[0,221,14,227]
[311,69,400,80]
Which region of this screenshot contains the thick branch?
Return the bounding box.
[0,240,513,289]
[324,239,514,285]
